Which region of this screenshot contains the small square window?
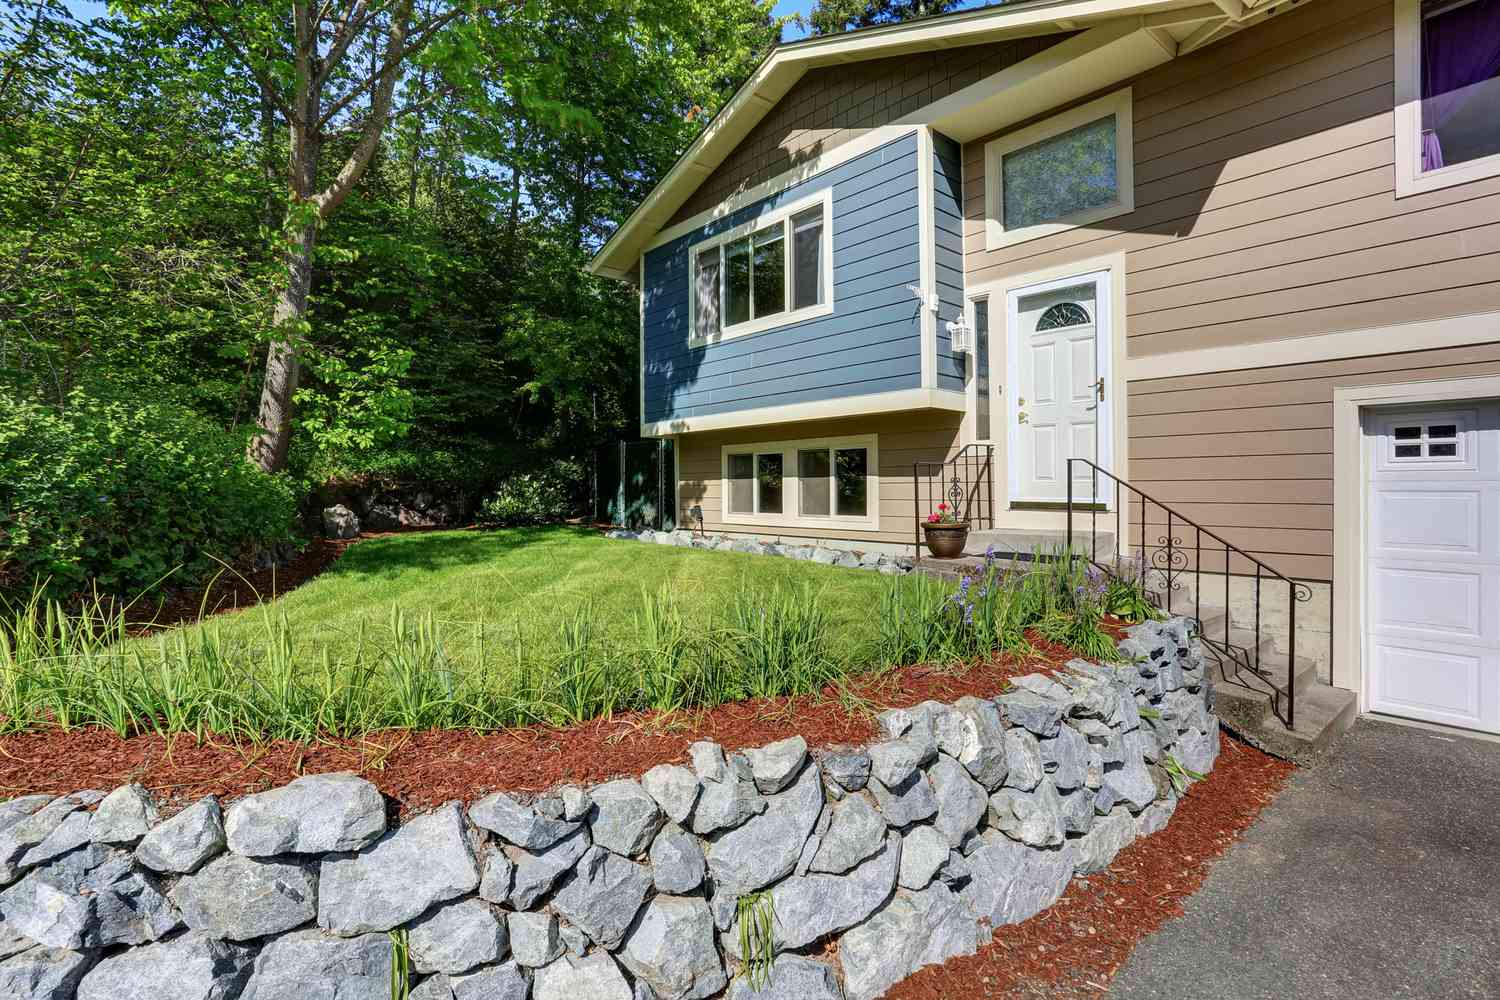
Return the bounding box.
[1394,425,1423,439]
[1394,444,1423,458]
[1429,442,1458,457]
[1428,424,1458,439]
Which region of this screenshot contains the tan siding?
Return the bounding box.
[676,411,965,547]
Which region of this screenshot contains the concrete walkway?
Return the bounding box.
[1109,719,1500,1000]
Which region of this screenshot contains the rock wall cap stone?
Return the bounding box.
[226,773,386,856]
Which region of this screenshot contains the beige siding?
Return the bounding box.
[961,0,1500,357]
[669,33,1069,225]
[677,411,965,548]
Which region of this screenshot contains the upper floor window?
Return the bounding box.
[1396,0,1500,195]
[984,88,1134,249]
[689,191,832,345]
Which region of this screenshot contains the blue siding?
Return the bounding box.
[642,134,923,423]
[932,131,966,394]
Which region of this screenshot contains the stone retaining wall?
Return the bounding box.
[608,528,916,575]
[0,618,1218,1000]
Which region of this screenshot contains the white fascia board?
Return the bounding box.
[588,0,1248,281]
[640,388,967,438]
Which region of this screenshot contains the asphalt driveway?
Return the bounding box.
[1109,719,1500,1000]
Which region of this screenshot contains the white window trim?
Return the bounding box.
[720,434,879,531]
[1394,0,1500,197]
[687,188,835,348]
[983,87,1134,251]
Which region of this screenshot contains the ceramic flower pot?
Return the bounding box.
[921,521,970,559]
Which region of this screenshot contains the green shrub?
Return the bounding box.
[475,461,582,527]
[0,395,297,602]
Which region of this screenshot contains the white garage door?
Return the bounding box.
[1367,404,1500,735]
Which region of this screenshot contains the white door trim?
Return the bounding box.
[1333,373,1500,714]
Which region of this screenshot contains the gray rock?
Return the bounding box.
[1073,808,1138,875]
[506,827,590,910]
[927,756,987,849]
[450,962,529,1000]
[649,826,705,894]
[1127,726,1161,765]
[225,773,385,856]
[988,780,1065,848]
[744,737,807,794]
[949,697,1009,790]
[558,786,591,822]
[135,797,225,875]
[1001,729,1045,792]
[409,899,505,975]
[589,780,664,857]
[961,832,1076,927]
[19,811,92,869]
[557,919,589,956]
[318,803,479,936]
[78,931,255,1000]
[411,974,455,1000]
[757,834,900,952]
[689,762,765,837]
[508,911,562,967]
[706,764,823,895]
[839,884,982,1000]
[811,548,838,565]
[322,505,359,539]
[809,795,884,875]
[239,928,389,1000]
[689,742,728,782]
[0,922,33,961]
[1173,723,1220,775]
[0,796,91,883]
[867,739,932,788]
[470,792,579,851]
[1057,787,1096,836]
[0,797,52,836]
[1099,759,1156,813]
[833,551,862,569]
[868,770,937,828]
[1010,673,1073,702]
[90,785,158,845]
[1,868,97,951]
[551,846,651,950]
[477,845,514,905]
[821,753,871,792]
[0,946,94,1000]
[620,895,725,1000]
[996,690,1064,737]
[1037,724,1088,792]
[533,952,633,1000]
[897,825,949,890]
[1135,797,1177,838]
[726,955,844,1000]
[641,765,699,825]
[172,854,316,941]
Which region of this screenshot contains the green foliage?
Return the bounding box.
[475,461,584,528]
[388,929,411,1000]
[1160,753,1207,795]
[0,396,296,602]
[807,0,960,35]
[736,891,776,991]
[1104,575,1159,624]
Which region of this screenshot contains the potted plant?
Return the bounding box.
[921,503,969,558]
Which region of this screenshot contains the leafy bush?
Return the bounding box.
[0,396,298,602]
[475,461,583,527]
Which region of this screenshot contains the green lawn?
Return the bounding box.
[201,526,888,663]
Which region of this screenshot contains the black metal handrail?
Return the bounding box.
[912,444,995,560]
[1065,457,1312,730]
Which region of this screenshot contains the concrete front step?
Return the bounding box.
[1197,611,1319,702]
[1211,678,1358,763]
[963,528,1117,560]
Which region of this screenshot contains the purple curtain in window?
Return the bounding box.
[1421,0,1500,170]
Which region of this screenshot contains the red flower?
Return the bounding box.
[938,503,948,511]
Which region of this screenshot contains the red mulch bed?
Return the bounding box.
[885,731,1295,999]
[0,631,1103,815]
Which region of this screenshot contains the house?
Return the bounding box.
[589,0,1500,747]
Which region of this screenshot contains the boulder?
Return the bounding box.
[317,803,479,936]
[477,845,514,905]
[450,962,529,1000]
[135,797,225,875]
[838,884,982,1000]
[0,922,33,961]
[504,827,590,910]
[1136,797,1177,838]
[90,786,158,845]
[550,846,652,950]
[1037,724,1089,792]
[408,899,506,975]
[0,795,93,883]
[19,811,92,869]
[619,895,725,1000]
[1001,730,1045,792]
[470,792,579,851]
[897,825,949,891]
[995,690,1063,737]
[532,952,633,1000]
[648,826,705,894]
[225,773,385,856]
[1173,724,1220,775]
[1099,758,1157,814]
[950,697,1009,790]
[0,946,94,1000]
[1073,808,1138,875]
[1057,787,1095,836]
[867,739,932,788]
[172,854,317,941]
[808,795,885,876]
[238,929,389,1000]
[961,832,1075,927]
[743,737,808,794]
[508,911,563,968]
[588,780,664,858]
[726,955,843,1000]
[78,931,255,1000]
[705,764,823,895]
[927,756,987,849]
[321,505,359,539]
[688,765,765,837]
[867,771,937,828]
[988,781,1065,848]
[821,753,871,792]
[1010,673,1073,703]
[758,834,900,952]
[641,765,699,825]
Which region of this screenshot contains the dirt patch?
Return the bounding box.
[0,633,1089,815]
[884,731,1295,1000]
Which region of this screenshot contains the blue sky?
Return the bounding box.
[773,0,817,39]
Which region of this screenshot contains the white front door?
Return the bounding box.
[1366,404,1500,735]
[1007,275,1111,504]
